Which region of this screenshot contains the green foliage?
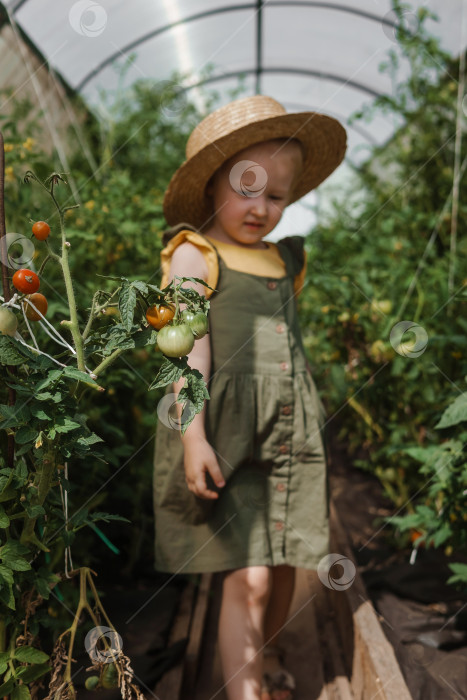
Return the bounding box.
[298,0,467,589]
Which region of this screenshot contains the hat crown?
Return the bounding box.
[186,95,287,159]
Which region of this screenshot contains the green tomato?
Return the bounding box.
[0,307,18,337]
[157,323,195,357]
[101,662,119,689]
[181,310,209,339]
[85,676,100,690]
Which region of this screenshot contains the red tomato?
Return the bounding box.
[22,293,48,321]
[32,221,50,240]
[12,269,40,294]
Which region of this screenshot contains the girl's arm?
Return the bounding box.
[165,241,225,498]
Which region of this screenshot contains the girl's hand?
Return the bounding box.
[183,435,225,499]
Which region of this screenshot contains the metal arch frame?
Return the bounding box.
[173,66,383,99]
[68,2,397,92]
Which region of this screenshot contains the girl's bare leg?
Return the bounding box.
[218,566,273,700]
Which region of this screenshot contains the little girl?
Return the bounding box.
[153,95,346,700]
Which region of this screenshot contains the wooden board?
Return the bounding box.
[180,572,213,696]
[328,500,413,700]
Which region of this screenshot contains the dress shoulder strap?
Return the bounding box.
[274,235,306,278]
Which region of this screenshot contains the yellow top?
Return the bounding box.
[159,230,306,299]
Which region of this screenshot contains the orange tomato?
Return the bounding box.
[32,221,51,240]
[23,293,48,321]
[146,303,175,330]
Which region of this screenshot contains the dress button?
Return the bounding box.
[267,281,277,290]
[277,483,286,492]
[279,444,288,454]
[279,361,289,371]
[275,521,284,531]
[275,323,285,334]
[282,405,292,415]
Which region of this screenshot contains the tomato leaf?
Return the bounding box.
[0,336,26,366]
[76,433,104,447]
[14,426,38,445]
[14,646,49,664]
[148,357,187,391]
[133,328,157,347]
[435,392,467,429]
[0,678,16,695]
[12,683,32,699]
[15,662,50,684]
[88,512,131,524]
[119,281,137,331]
[131,280,148,294]
[53,417,82,434]
[173,275,216,292]
[0,582,15,609]
[178,369,210,434]
[24,504,46,518]
[0,563,14,583]
[0,506,10,528]
[62,367,97,385]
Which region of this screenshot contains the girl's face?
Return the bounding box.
[205,139,303,248]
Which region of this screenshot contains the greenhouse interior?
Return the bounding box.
[0,1,466,699]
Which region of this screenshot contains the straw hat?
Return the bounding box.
[163,94,347,229]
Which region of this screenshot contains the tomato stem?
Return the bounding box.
[83,287,121,341]
[47,177,86,372]
[92,347,125,377]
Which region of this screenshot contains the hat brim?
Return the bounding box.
[163,111,347,229]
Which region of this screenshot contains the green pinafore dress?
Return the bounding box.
[152,235,330,574]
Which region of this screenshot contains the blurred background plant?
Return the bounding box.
[299,1,467,586]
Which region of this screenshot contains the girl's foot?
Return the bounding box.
[261,645,295,700]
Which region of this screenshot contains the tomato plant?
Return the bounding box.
[181,309,209,338]
[0,167,214,699]
[32,220,50,240]
[146,302,175,329]
[156,322,195,357]
[22,292,48,321]
[12,268,40,294]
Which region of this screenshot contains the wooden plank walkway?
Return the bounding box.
[189,567,353,700]
[153,499,413,700]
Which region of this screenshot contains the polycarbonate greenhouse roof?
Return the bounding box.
[2,0,466,237]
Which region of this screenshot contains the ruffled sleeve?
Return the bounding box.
[276,235,307,298]
[159,230,219,299]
